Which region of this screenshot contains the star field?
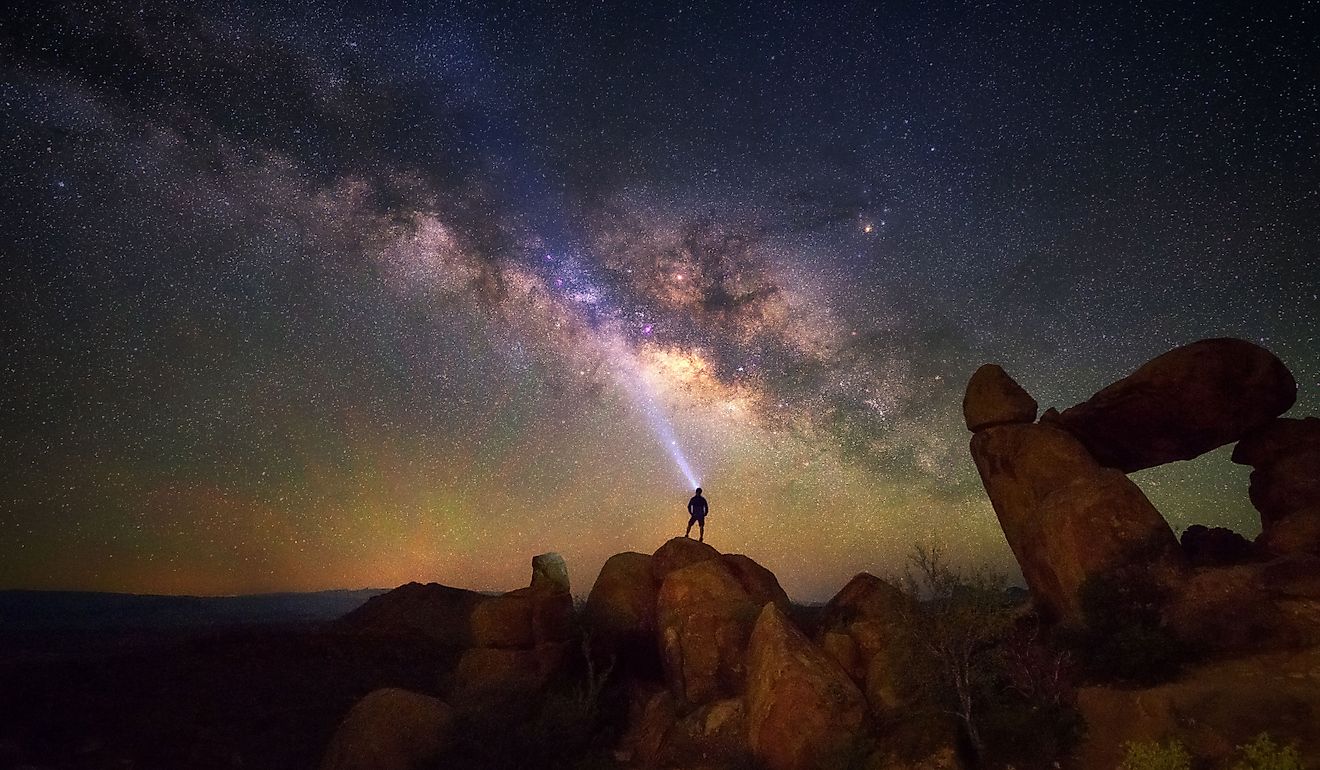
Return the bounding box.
[1,1,1317,600]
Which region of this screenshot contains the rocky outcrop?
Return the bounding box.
[1180,524,1253,567]
[746,603,869,770]
[1056,338,1296,472]
[814,573,910,717]
[655,558,762,705]
[1233,417,1320,555]
[452,553,573,699]
[969,421,1183,621]
[337,582,485,645]
[962,364,1038,431]
[319,688,453,770]
[1073,646,1320,770]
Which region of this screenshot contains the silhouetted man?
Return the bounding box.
[685,487,708,542]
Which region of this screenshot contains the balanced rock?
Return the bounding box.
[1055,338,1296,472]
[319,688,453,770]
[969,422,1184,621]
[655,558,762,705]
[1232,417,1320,556]
[746,603,868,770]
[963,364,1038,431]
[1180,524,1254,567]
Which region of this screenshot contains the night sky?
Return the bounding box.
[2,1,1317,600]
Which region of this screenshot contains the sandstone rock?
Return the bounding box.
[1180,524,1254,567]
[1073,646,1320,770]
[319,688,453,770]
[469,590,535,648]
[720,553,792,610]
[652,536,721,583]
[970,422,1183,622]
[817,573,908,644]
[1055,338,1296,472]
[451,643,568,699]
[1232,417,1320,555]
[746,603,868,770]
[655,558,760,705]
[1164,558,1320,652]
[337,582,483,645]
[815,573,910,717]
[647,697,750,768]
[962,364,1037,431]
[531,552,570,593]
[584,551,660,674]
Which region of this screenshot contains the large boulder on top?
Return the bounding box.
[655,558,762,705]
[1055,338,1296,472]
[319,688,453,770]
[963,364,1038,431]
[652,536,721,583]
[1232,417,1320,556]
[745,603,868,770]
[969,422,1184,622]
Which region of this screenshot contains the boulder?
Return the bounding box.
[815,574,910,716]
[1163,557,1320,652]
[1072,646,1320,770]
[1180,524,1254,567]
[1055,338,1296,472]
[745,603,868,770]
[531,552,571,593]
[655,558,761,705]
[468,590,534,648]
[584,551,660,673]
[644,697,751,768]
[969,422,1184,622]
[319,688,453,770]
[1232,418,1320,555]
[336,582,484,645]
[962,364,1037,431]
[652,536,721,583]
[720,553,792,611]
[451,643,568,700]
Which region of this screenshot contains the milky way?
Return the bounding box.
[2,1,1317,599]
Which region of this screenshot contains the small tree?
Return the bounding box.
[897,543,1013,759]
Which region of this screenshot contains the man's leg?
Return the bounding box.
[698,518,705,543]
[685,516,695,538]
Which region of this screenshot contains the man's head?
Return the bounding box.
[695,487,702,496]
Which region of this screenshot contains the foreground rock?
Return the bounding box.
[584,551,659,670]
[1073,646,1320,770]
[320,688,453,770]
[1233,417,1320,556]
[1056,338,1296,472]
[969,421,1184,621]
[453,553,573,699]
[655,558,763,704]
[746,603,868,770]
[962,364,1038,431]
[1180,524,1253,567]
[815,573,910,717]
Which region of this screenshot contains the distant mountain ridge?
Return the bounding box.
[0,588,388,631]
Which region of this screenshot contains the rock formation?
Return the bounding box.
[319,688,453,770]
[969,407,1184,622]
[1180,524,1253,567]
[1232,416,1320,556]
[656,557,763,705]
[963,363,1038,431]
[746,603,868,770]
[1055,338,1296,472]
[814,573,910,717]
